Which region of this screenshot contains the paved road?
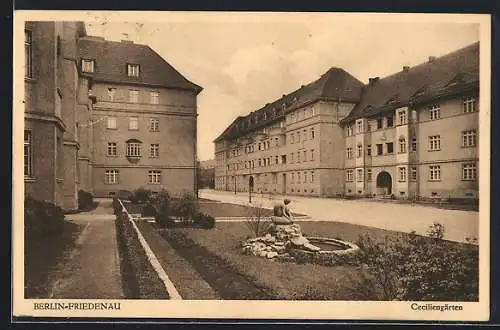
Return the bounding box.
[199,189,479,243]
[47,199,124,299]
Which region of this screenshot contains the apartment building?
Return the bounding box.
[23,21,203,210]
[78,36,202,197]
[24,21,92,210]
[214,68,365,196]
[215,42,479,199]
[341,42,479,199]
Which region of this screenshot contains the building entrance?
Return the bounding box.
[376,171,392,195]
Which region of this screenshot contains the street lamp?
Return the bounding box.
[249,162,254,204]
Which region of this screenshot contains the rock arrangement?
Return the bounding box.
[241,223,361,266]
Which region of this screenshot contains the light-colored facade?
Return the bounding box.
[215,43,479,200]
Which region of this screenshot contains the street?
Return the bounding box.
[199,189,480,243]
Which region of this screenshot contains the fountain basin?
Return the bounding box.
[288,237,361,266]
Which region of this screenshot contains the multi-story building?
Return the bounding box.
[341,42,479,199]
[214,42,479,200]
[24,21,93,211]
[78,36,202,197]
[23,21,202,210]
[214,67,365,196]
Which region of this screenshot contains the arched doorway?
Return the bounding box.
[249,176,254,192]
[376,171,392,195]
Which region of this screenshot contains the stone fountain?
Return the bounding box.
[241,216,361,267]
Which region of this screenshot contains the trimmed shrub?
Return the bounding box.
[193,213,216,229]
[141,202,157,217]
[78,190,97,211]
[112,197,123,216]
[130,188,152,204]
[25,196,65,240]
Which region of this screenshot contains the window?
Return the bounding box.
[303,150,307,162]
[399,137,406,153]
[148,170,161,184]
[129,90,139,103]
[462,129,476,147]
[376,144,383,156]
[310,171,314,183]
[291,173,295,183]
[410,167,417,181]
[24,130,33,177]
[107,116,117,129]
[346,125,354,136]
[366,169,372,182]
[429,135,441,151]
[275,156,279,164]
[297,172,301,183]
[303,172,307,183]
[346,170,353,182]
[411,136,417,152]
[150,118,159,132]
[126,142,141,157]
[356,120,363,133]
[25,30,33,78]
[429,165,441,181]
[376,118,383,129]
[429,104,440,120]
[127,63,140,77]
[367,122,373,132]
[150,91,159,104]
[386,142,394,154]
[398,167,407,182]
[387,116,393,127]
[281,155,287,164]
[346,147,353,159]
[462,163,477,180]
[128,117,139,130]
[311,127,315,139]
[357,168,363,182]
[398,109,407,125]
[297,132,301,143]
[367,144,372,156]
[107,142,117,156]
[105,169,119,184]
[297,152,301,163]
[357,144,363,158]
[310,149,314,161]
[82,59,95,73]
[150,144,159,158]
[107,88,116,101]
[463,96,477,113]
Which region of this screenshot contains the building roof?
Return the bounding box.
[214,67,364,142]
[78,37,202,93]
[341,42,479,124]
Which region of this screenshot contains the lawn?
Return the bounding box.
[24,220,84,298]
[154,220,478,301]
[156,221,406,300]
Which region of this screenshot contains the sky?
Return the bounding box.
[84,13,480,161]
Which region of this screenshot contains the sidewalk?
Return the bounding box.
[47,201,124,299]
[200,189,480,243]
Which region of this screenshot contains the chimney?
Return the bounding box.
[428,56,437,63]
[368,77,380,87]
[403,66,410,72]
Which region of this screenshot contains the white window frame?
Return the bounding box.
[150,91,159,104]
[462,163,477,181]
[150,118,160,132]
[346,147,353,159]
[356,120,363,134]
[398,109,407,125]
[107,116,117,129]
[148,170,162,184]
[399,137,407,153]
[127,63,140,77]
[126,142,141,157]
[107,142,117,156]
[463,96,477,113]
[356,168,363,182]
[429,104,440,120]
[429,165,441,181]
[366,169,372,182]
[24,130,33,177]
[310,171,314,183]
[346,169,353,182]
[129,90,139,103]
[310,149,314,161]
[357,144,363,158]
[82,59,95,73]
[129,117,139,130]
[105,169,119,184]
[462,129,476,147]
[398,166,407,182]
[429,135,441,151]
[410,167,417,181]
[150,144,160,158]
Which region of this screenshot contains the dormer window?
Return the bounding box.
[127,63,140,77]
[82,59,95,73]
